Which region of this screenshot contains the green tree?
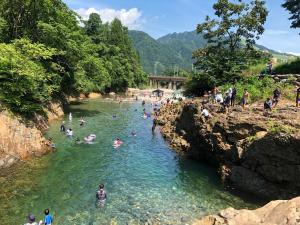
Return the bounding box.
[193,0,269,86]
[84,13,105,44]
[282,0,300,30]
[0,39,59,115]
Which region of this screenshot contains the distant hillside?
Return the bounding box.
[157,31,206,66]
[129,30,187,74]
[129,30,296,74]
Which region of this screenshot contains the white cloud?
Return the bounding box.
[75,7,142,29]
[287,52,300,56]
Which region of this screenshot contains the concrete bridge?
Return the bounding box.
[149,75,188,90]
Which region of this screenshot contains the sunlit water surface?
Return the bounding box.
[0,99,257,225]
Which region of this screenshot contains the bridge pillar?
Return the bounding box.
[168,81,172,89]
[172,81,176,90]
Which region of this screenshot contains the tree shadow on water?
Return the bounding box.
[67,108,102,117]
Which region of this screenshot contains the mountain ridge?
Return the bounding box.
[129,30,296,74]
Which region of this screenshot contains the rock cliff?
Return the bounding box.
[156,101,300,200]
[0,102,64,169]
[193,196,300,225]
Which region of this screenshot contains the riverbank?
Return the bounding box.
[155,99,300,200]
[0,102,64,170]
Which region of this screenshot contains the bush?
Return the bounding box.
[274,58,300,74]
[184,73,217,96]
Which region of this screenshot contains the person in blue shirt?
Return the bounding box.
[44,209,53,225]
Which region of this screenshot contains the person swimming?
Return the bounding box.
[79,117,86,126]
[84,134,96,143]
[131,131,137,137]
[75,137,82,144]
[66,128,73,137]
[60,121,66,132]
[112,114,117,119]
[113,138,123,148]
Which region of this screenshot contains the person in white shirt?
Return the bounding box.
[201,108,211,119]
[24,214,43,225]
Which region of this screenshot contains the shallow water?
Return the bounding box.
[0,99,257,225]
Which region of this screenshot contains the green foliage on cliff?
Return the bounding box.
[0,0,146,116]
[221,77,295,103]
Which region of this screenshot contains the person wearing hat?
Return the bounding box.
[24,214,43,225]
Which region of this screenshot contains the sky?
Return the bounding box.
[63,0,300,55]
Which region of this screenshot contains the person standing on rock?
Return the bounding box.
[231,86,237,106]
[212,86,219,103]
[223,92,231,113]
[273,88,281,107]
[264,98,273,111]
[242,89,250,109]
[296,85,300,107]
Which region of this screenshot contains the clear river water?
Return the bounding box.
[0,99,258,225]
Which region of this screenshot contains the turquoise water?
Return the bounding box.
[0,99,256,225]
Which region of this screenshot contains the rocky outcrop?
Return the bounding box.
[0,102,64,170]
[193,196,300,225]
[156,101,300,200]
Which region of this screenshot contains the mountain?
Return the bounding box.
[157,31,206,66]
[129,30,296,74]
[129,30,188,74]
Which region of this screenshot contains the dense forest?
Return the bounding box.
[0,0,146,116]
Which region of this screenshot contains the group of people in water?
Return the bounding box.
[26,100,160,223]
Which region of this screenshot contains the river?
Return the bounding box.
[0,99,257,225]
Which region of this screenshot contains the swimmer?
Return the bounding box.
[113,138,123,148]
[112,114,117,119]
[48,138,56,149]
[96,184,107,207]
[131,131,137,137]
[60,121,66,132]
[84,134,96,143]
[75,137,82,144]
[142,100,145,106]
[79,117,86,126]
[66,128,73,137]
[142,113,147,119]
